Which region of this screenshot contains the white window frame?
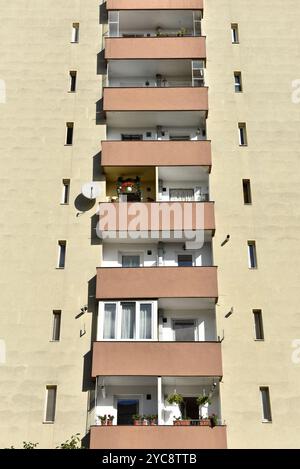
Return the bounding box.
[172,318,198,341]
[98,300,158,341]
[71,23,79,43]
[118,251,144,267]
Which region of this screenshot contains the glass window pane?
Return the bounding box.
[45,386,57,422]
[104,304,116,339]
[178,254,193,267]
[122,255,140,267]
[139,304,152,339]
[121,302,136,339]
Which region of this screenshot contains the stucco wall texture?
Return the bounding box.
[0,0,300,449]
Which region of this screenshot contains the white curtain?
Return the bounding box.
[169,189,194,201]
[121,303,136,339]
[140,304,152,339]
[122,255,140,267]
[103,304,116,339]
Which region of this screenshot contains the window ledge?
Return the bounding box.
[254,339,265,342]
[43,421,55,425]
[64,144,73,147]
[262,420,272,424]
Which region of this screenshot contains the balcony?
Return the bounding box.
[90,425,227,449]
[106,1,204,10]
[105,36,206,60]
[103,86,208,112]
[90,375,227,449]
[101,140,212,167]
[92,341,222,377]
[96,266,218,299]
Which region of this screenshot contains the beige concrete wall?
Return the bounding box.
[0,0,105,448]
[204,0,300,449]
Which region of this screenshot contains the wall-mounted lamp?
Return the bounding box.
[221,234,230,247]
[225,307,234,319]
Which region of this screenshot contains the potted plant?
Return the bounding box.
[148,415,158,426]
[173,417,191,426]
[209,414,218,428]
[141,415,148,426]
[156,26,162,37]
[177,27,187,37]
[167,392,184,406]
[132,414,142,426]
[107,415,114,426]
[197,394,212,426]
[98,415,107,426]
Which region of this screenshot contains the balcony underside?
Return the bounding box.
[106,1,204,10]
[96,266,218,299]
[101,140,211,167]
[105,37,206,60]
[92,341,222,377]
[103,87,208,112]
[90,425,227,449]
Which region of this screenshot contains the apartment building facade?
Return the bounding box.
[0,0,300,449]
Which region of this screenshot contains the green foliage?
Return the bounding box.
[196,394,212,407]
[56,433,81,450]
[167,392,184,405]
[23,441,39,449]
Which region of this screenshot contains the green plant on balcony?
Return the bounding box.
[196,394,212,407]
[107,414,114,426]
[177,27,188,37]
[132,414,142,425]
[167,392,184,406]
[98,414,107,425]
[209,413,218,428]
[147,414,158,426]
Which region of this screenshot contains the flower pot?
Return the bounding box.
[173,420,191,426]
[150,421,157,426]
[107,420,113,426]
[133,420,141,426]
[199,419,211,427]
[142,420,148,426]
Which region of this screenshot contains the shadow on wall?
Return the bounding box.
[91,213,102,246]
[96,98,106,124]
[93,152,105,182]
[99,2,108,24]
[75,194,96,213]
[97,50,107,76]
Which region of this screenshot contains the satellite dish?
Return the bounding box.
[82,182,101,200]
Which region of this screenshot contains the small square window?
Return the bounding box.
[234,72,243,92]
[242,179,252,204]
[65,123,74,145]
[238,123,247,146]
[71,23,79,43]
[44,386,57,423]
[57,241,66,269]
[260,387,272,422]
[247,241,257,269]
[231,24,239,43]
[253,310,264,340]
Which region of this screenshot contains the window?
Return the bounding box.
[238,123,247,146]
[69,71,77,92]
[100,301,155,340]
[57,241,66,269]
[122,255,140,268]
[173,320,196,341]
[44,386,57,423]
[247,241,257,269]
[242,179,252,204]
[178,254,193,267]
[234,72,242,92]
[253,310,264,340]
[169,189,194,201]
[71,23,79,43]
[260,387,272,422]
[231,24,239,43]
[61,179,70,204]
[52,311,61,341]
[65,123,74,145]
